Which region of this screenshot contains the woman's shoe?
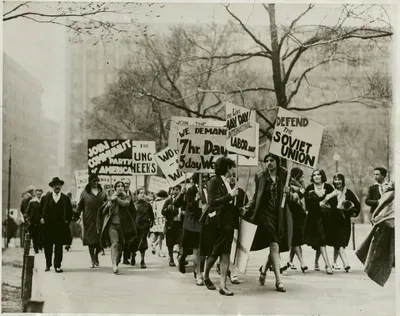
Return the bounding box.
[275,282,286,292]
[280,265,288,274]
[204,278,216,290]
[91,262,96,268]
[169,260,176,267]
[219,287,234,296]
[140,261,147,269]
[230,275,240,284]
[288,262,297,270]
[326,266,334,275]
[301,266,308,273]
[332,263,340,270]
[344,265,351,272]
[259,266,267,286]
[158,251,166,258]
[196,277,205,286]
[314,264,320,271]
[113,267,119,274]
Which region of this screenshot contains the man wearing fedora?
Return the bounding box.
[40,177,73,273]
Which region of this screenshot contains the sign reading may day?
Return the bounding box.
[226,102,257,157]
[154,147,187,187]
[88,140,133,175]
[178,125,227,173]
[269,108,325,169]
[132,141,157,175]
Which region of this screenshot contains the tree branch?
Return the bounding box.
[3,1,31,17]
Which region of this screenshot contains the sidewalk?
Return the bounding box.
[32,224,395,315]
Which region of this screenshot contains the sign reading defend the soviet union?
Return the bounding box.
[88,139,133,176]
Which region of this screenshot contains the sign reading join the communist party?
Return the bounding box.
[178,125,227,173]
[131,141,157,175]
[88,139,133,175]
[226,102,257,157]
[269,108,325,169]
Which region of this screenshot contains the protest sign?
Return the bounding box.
[132,141,157,175]
[178,125,227,173]
[269,108,324,169]
[148,176,170,194]
[228,123,260,166]
[226,102,257,157]
[74,169,112,199]
[169,116,225,150]
[88,139,133,176]
[154,147,190,187]
[230,219,258,274]
[150,199,166,233]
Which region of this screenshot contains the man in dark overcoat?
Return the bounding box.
[40,177,73,273]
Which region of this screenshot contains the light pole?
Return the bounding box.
[333,153,340,173]
[6,145,12,248]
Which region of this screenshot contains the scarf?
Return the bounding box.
[336,187,347,209]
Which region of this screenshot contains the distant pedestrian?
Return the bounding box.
[149,190,168,258]
[20,185,35,246]
[131,188,154,269]
[26,188,44,253]
[365,167,389,224]
[40,177,73,273]
[99,181,137,274]
[121,177,137,265]
[73,174,108,268]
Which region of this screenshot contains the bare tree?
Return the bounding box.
[3,1,163,44]
[190,4,393,140]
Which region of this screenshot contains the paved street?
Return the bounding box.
[31,224,395,315]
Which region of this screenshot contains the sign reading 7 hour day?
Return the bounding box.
[178,125,227,173]
[269,108,325,169]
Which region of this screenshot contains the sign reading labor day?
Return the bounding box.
[226,102,257,157]
[178,125,227,173]
[154,147,187,187]
[131,141,157,175]
[269,108,325,169]
[228,123,260,166]
[168,116,225,150]
[88,139,133,175]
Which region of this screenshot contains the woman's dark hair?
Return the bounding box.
[290,167,303,181]
[310,169,327,183]
[333,173,346,188]
[263,153,281,170]
[136,187,146,196]
[172,184,182,191]
[156,190,169,198]
[214,156,236,176]
[114,181,125,191]
[191,173,199,184]
[374,167,387,178]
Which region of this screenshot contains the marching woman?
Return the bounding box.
[178,174,205,286]
[199,156,240,296]
[98,181,137,274]
[303,169,334,274]
[73,174,108,268]
[327,173,360,272]
[242,154,292,293]
[131,188,154,269]
[286,167,308,272]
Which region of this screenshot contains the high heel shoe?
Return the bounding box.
[259,266,267,286]
[344,265,351,272]
[287,262,297,270]
[275,282,286,292]
[326,266,333,275]
[314,264,320,271]
[301,266,308,273]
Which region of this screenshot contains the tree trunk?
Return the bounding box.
[267,4,288,108]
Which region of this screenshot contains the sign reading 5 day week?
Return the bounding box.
[226,102,257,157]
[88,139,133,175]
[132,141,157,175]
[178,125,227,173]
[269,108,325,169]
[154,147,186,187]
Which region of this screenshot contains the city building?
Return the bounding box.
[2,53,60,214]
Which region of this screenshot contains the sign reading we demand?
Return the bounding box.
[269,108,324,169]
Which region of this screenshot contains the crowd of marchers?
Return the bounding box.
[14,154,395,295]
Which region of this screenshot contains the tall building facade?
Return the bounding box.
[2,53,60,214]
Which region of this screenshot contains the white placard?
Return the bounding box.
[132,141,157,175]
[148,176,170,194]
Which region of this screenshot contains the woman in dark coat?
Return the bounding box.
[303,169,334,274]
[327,173,360,272]
[242,154,292,292]
[286,167,308,272]
[179,173,205,286]
[131,187,154,269]
[74,174,108,268]
[98,181,137,274]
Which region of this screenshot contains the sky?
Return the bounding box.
[2,1,396,165]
